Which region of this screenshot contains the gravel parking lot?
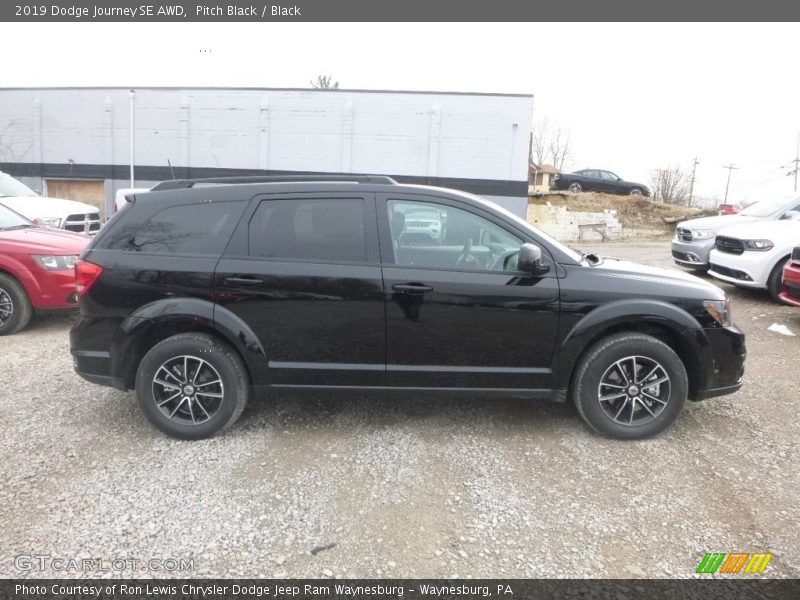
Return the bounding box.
[1,240,798,579]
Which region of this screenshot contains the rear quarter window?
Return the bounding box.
[102,201,247,256]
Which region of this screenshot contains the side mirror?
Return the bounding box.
[518,243,550,275]
[781,210,800,220]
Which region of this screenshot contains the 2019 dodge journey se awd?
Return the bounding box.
[70,176,746,440]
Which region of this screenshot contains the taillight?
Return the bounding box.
[74,260,103,296]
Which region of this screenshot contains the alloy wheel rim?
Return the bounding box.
[597,355,670,426]
[0,288,13,325]
[152,355,224,425]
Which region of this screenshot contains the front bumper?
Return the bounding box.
[708,248,774,288]
[779,262,800,307]
[671,238,714,268]
[693,324,746,401]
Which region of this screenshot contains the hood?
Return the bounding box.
[714,218,800,241]
[591,255,726,300]
[676,213,761,231]
[0,226,90,254]
[0,195,99,219]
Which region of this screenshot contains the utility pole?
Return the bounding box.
[793,134,800,192]
[723,163,738,203]
[688,157,699,207]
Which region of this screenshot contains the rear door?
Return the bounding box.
[214,192,386,387]
[378,193,561,391]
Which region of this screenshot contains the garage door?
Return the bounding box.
[45,179,107,218]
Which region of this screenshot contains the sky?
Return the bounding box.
[1,22,799,205]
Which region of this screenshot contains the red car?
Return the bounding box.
[779,246,800,307]
[0,204,89,335]
[717,203,741,215]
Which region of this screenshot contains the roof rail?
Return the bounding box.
[150,174,398,191]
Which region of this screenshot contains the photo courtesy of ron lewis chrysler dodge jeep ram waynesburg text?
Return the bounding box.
[69,176,745,441]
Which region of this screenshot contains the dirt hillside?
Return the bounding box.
[529,192,709,233]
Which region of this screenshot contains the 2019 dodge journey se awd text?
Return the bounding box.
[70,176,746,440]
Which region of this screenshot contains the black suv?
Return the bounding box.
[70,176,745,440]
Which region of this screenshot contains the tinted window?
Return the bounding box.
[387,199,523,271]
[249,198,367,263]
[599,171,618,181]
[107,201,247,255]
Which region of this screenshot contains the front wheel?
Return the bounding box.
[572,333,688,439]
[629,187,643,196]
[135,333,249,439]
[767,256,790,302]
[0,273,33,336]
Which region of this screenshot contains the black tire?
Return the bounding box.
[629,187,643,196]
[572,332,688,440]
[0,273,33,336]
[766,256,790,302]
[568,182,583,193]
[135,333,249,440]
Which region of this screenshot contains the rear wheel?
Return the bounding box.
[573,333,688,439]
[767,256,790,302]
[135,333,248,439]
[568,182,583,193]
[0,273,33,336]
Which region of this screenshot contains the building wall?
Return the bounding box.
[0,87,533,217]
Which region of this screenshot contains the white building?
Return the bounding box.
[0,87,533,217]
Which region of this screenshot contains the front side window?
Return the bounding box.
[387,199,525,272]
[599,171,619,181]
[249,198,367,263]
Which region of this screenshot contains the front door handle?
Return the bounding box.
[223,276,263,287]
[392,283,433,294]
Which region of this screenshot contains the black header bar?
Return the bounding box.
[3,0,800,22]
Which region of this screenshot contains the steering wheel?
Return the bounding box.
[455,238,478,268]
[487,248,521,271]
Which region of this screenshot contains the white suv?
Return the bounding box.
[0,172,101,235]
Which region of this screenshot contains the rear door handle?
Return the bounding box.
[392,283,433,294]
[223,276,263,287]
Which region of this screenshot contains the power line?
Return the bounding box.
[722,163,738,203]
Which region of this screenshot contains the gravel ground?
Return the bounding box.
[0,241,798,579]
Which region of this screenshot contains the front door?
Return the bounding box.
[378,194,561,390]
[214,192,385,387]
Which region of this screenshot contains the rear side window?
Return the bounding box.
[249,198,366,263]
[106,201,247,255]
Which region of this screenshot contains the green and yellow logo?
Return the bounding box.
[696,552,773,574]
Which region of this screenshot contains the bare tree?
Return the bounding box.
[530,118,571,171]
[650,166,692,205]
[310,75,340,90]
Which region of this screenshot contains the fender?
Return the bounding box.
[0,258,41,302]
[110,298,267,387]
[550,298,713,392]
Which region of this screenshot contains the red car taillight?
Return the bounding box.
[74,260,103,296]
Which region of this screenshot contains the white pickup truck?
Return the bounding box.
[0,171,101,235]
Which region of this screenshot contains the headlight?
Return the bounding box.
[30,255,78,271]
[704,298,732,327]
[33,217,62,228]
[742,239,774,251]
[691,229,716,240]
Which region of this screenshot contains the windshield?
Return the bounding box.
[0,203,34,229]
[740,196,799,218]
[0,174,37,198]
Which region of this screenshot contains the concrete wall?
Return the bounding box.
[0,87,533,217]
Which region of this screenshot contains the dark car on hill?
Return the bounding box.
[550,169,650,196]
[70,175,744,440]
